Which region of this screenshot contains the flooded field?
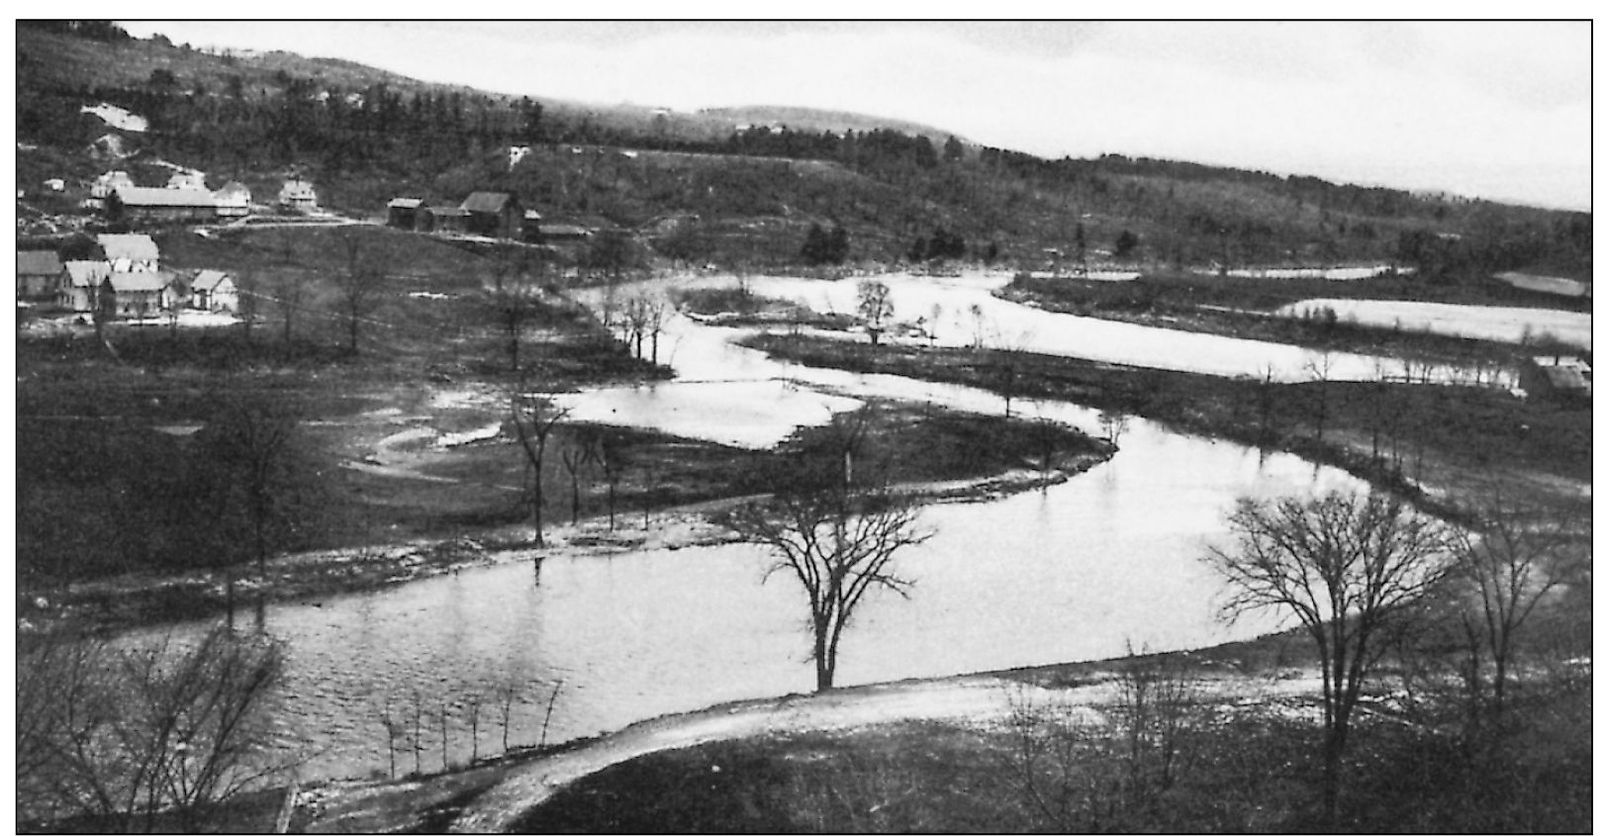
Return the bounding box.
[1277,297,1592,350]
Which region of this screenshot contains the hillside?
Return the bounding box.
[16,22,1592,279]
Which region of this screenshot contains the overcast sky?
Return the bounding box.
[117,19,1592,211]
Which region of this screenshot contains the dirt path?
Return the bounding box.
[440,668,1324,833]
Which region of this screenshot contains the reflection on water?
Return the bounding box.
[116,272,1392,782]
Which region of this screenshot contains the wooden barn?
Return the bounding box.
[105,187,218,226]
[17,250,64,301]
[387,197,430,231]
[460,191,522,239]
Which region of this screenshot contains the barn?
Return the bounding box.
[461,191,522,239]
[105,187,219,226]
[387,197,430,231]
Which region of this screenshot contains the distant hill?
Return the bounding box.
[697,105,968,146]
[15,22,1590,280]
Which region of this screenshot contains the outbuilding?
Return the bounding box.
[1518,356,1592,404]
[387,197,430,231]
[213,181,252,217]
[191,270,240,312]
[460,191,522,239]
[17,250,64,301]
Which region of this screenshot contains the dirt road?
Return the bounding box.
[441,668,1322,833]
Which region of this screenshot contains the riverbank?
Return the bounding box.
[22,420,1112,636]
[1000,271,1589,368]
[740,332,1592,518]
[164,631,1583,833]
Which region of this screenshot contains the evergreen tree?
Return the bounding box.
[827,225,850,264]
[800,222,829,265]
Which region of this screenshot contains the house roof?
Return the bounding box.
[192,270,234,291]
[1539,365,1591,392]
[539,224,592,238]
[461,191,517,213]
[214,181,251,197]
[388,197,427,209]
[113,187,217,208]
[97,233,161,262]
[109,272,169,293]
[17,250,64,275]
[523,209,544,221]
[64,260,113,286]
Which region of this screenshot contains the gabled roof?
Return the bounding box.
[97,233,160,262]
[17,250,63,275]
[113,186,217,208]
[523,209,544,221]
[388,197,427,209]
[214,181,252,197]
[461,191,517,213]
[192,270,235,291]
[109,272,169,293]
[64,260,113,286]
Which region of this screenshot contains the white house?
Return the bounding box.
[190,270,239,312]
[278,178,318,213]
[59,260,112,312]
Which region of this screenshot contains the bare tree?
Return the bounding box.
[489,249,545,372]
[17,627,286,832]
[336,232,387,355]
[856,279,894,346]
[199,396,314,627]
[643,294,668,364]
[1098,409,1131,447]
[1451,488,1588,717]
[509,390,571,546]
[559,429,600,527]
[1207,490,1453,822]
[268,271,308,347]
[725,490,929,691]
[1303,351,1335,443]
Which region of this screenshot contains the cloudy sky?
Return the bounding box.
[117,19,1592,211]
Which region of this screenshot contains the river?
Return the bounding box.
[119,271,1390,782]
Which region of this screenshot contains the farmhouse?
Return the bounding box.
[213,181,252,217]
[106,272,170,319]
[105,187,218,225]
[461,191,522,239]
[1518,356,1592,404]
[97,233,161,272]
[190,270,239,312]
[279,178,319,213]
[17,250,64,301]
[60,261,112,312]
[387,197,430,231]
